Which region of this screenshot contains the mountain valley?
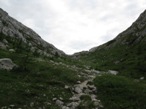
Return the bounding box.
[0,8,146,109]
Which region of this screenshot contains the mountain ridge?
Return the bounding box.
[73,9,146,55]
[73,9,146,78]
[0,8,65,57]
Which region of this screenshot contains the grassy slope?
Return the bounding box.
[76,27,146,109]
[78,36,146,78]
[94,74,146,109]
[77,11,146,78]
[0,48,86,108]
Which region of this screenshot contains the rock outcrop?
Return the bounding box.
[0,58,17,70]
[91,9,146,51]
[112,9,146,46]
[0,8,65,57]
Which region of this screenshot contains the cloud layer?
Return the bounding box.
[0,0,146,54]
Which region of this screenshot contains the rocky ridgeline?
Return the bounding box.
[73,9,146,56]
[115,9,146,45]
[0,8,65,57]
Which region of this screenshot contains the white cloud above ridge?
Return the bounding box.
[0,0,146,54]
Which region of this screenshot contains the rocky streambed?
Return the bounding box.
[54,72,103,109]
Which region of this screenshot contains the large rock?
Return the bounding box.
[67,102,80,109]
[62,106,70,109]
[69,96,80,101]
[74,86,82,94]
[0,58,16,70]
[108,70,118,75]
[55,100,64,107]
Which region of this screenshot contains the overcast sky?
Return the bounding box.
[0,0,146,54]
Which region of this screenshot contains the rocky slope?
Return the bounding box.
[0,8,65,57]
[73,9,146,78]
[75,9,146,55]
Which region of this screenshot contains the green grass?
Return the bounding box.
[0,49,85,108]
[77,38,146,79]
[0,67,68,108]
[78,95,95,109]
[0,60,81,108]
[94,74,146,109]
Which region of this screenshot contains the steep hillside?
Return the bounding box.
[74,9,146,78]
[0,8,65,57]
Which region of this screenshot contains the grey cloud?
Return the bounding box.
[68,40,94,50]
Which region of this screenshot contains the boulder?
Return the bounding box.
[52,98,57,101]
[140,77,144,80]
[74,86,82,94]
[64,85,69,89]
[62,106,70,109]
[69,96,80,101]
[77,81,81,84]
[108,70,118,75]
[83,89,92,94]
[0,58,16,70]
[67,102,79,108]
[55,100,64,107]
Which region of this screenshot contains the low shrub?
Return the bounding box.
[94,74,146,109]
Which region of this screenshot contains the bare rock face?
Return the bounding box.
[0,58,17,70]
[114,9,146,45]
[0,8,65,57]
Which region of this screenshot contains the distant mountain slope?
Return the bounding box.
[74,9,146,78]
[0,8,65,57]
